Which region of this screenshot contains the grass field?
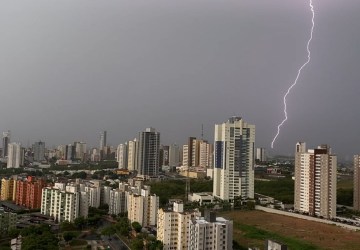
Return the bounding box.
[221,210,360,250]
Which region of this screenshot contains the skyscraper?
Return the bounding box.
[127,139,138,171]
[169,144,180,167]
[33,141,45,162]
[137,128,160,177]
[354,155,360,211]
[213,117,255,201]
[2,131,10,158]
[294,143,337,219]
[117,143,128,169]
[99,131,107,149]
[74,142,87,161]
[7,143,23,168]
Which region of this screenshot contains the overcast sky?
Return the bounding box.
[1,0,359,159]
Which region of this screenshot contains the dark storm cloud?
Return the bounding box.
[0,0,359,158]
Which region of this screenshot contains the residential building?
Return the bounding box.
[117,143,128,169]
[85,186,101,208]
[127,139,138,171]
[0,207,17,235]
[109,189,127,215]
[15,176,46,209]
[189,211,233,250]
[1,178,16,201]
[137,128,160,177]
[2,131,10,158]
[169,144,180,167]
[74,142,87,161]
[294,143,337,219]
[213,116,255,201]
[157,201,200,250]
[41,186,88,223]
[256,147,267,162]
[127,185,159,226]
[7,143,23,168]
[33,141,45,162]
[354,155,360,211]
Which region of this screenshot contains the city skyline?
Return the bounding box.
[1,0,360,159]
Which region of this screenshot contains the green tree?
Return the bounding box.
[131,221,142,233]
[131,238,144,250]
[74,216,87,230]
[101,225,116,239]
[63,231,77,242]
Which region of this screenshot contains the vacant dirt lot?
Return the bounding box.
[222,210,360,250]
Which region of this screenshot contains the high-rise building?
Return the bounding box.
[256,147,267,162]
[74,142,87,161]
[182,137,196,167]
[2,131,10,158]
[182,138,213,167]
[109,189,127,215]
[0,207,17,235]
[189,211,233,250]
[213,117,255,201]
[99,131,107,149]
[294,143,337,219]
[157,201,200,250]
[33,141,46,162]
[65,144,74,161]
[41,186,88,223]
[127,139,138,171]
[137,128,160,177]
[169,144,180,167]
[1,178,16,201]
[7,143,23,168]
[117,143,128,169]
[354,155,360,211]
[15,177,46,209]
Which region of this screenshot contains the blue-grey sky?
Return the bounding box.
[1,0,359,159]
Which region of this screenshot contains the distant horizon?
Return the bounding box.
[1,0,359,159]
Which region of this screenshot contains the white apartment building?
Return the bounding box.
[117,143,128,169]
[109,189,127,215]
[7,143,23,168]
[189,212,233,250]
[294,143,337,219]
[41,187,88,223]
[127,185,159,227]
[85,186,101,208]
[127,139,138,171]
[213,117,255,201]
[101,186,112,205]
[157,201,200,250]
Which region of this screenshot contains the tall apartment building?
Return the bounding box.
[117,143,128,169]
[0,207,17,235]
[2,131,10,158]
[127,139,138,171]
[15,177,46,209]
[109,189,127,215]
[127,185,159,226]
[188,211,233,250]
[65,144,74,161]
[354,155,360,211]
[7,143,23,168]
[74,142,87,161]
[85,186,101,208]
[99,131,107,149]
[169,144,180,167]
[33,141,45,162]
[157,201,200,250]
[41,186,88,223]
[1,178,16,201]
[137,128,160,177]
[182,138,213,167]
[213,117,255,201]
[294,143,337,219]
[256,147,267,162]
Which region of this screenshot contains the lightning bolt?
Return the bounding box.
[271,0,315,149]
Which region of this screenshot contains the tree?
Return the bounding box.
[131,238,144,250]
[63,231,76,242]
[115,217,130,236]
[74,216,87,230]
[131,221,142,233]
[101,225,116,239]
[246,200,255,210]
